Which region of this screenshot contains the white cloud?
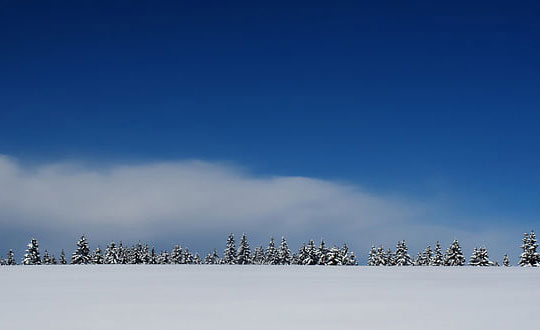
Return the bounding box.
[0,155,524,260]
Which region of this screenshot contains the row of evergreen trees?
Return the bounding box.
[368,231,539,267]
[1,231,538,267]
[0,234,357,266]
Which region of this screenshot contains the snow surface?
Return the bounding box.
[1,265,538,329]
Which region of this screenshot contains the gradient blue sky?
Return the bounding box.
[0,1,539,261]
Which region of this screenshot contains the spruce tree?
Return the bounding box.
[59,249,67,265]
[251,246,265,264]
[420,245,433,266]
[374,246,386,266]
[6,249,16,265]
[469,247,493,266]
[519,231,540,267]
[317,240,329,265]
[444,239,465,266]
[71,235,91,264]
[304,240,318,265]
[92,247,104,264]
[22,238,41,265]
[104,242,119,264]
[236,233,251,265]
[183,248,194,264]
[430,242,443,266]
[503,254,510,267]
[340,244,354,265]
[325,246,342,265]
[279,237,291,265]
[42,250,54,265]
[171,245,183,264]
[265,237,279,265]
[368,246,377,266]
[394,240,413,266]
[204,249,220,264]
[385,248,395,266]
[222,233,237,264]
[149,247,158,264]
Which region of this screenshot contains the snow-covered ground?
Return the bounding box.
[1,265,538,329]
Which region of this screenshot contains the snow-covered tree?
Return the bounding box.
[339,244,355,266]
[59,249,67,265]
[42,250,55,265]
[385,248,395,266]
[158,250,170,264]
[279,237,291,265]
[265,237,279,265]
[368,246,377,266]
[71,235,91,264]
[22,238,41,265]
[419,245,433,266]
[149,247,158,264]
[5,249,16,265]
[171,245,183,264]
[92,247,104,264]
[444,239,465,266]
[236,233,251,265]
[222,233,237,265]
[251,246,265,264]
[430,242,443,266]
[325,246,342,265]
[394,240,413,266]
[503,254,510,267]
[519,231,540,267]
[183,248,194,264]
[204,249,220,264]
[317,240,329,265]
[347,251,358,266]
[469,247,494,266]
[193,253,202,264]
[414,252,423,266]
[104,242,119,264]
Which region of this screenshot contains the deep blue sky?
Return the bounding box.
[1,1,539,227]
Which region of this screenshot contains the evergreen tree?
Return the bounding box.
[204,249,220,264]
[183,248,194,264]
[347,251,358,266]
[385,248,395,266]
[265,237,279,265]
[251,246,265,264]
[317,240,329,265]
[469,247,493,266]
[71,235,91,264]
[222,233,237,264]
[149,247,158,264]
[420,245,433,266]
[42,250,54,265]
[158,250,170,264]
[339,244,355,265]
[59,249,67,265]
[368,246,377,266]
[303,240,318,265]
[394,240,413,266]
[104,242,119,264]
[414,252,423,266]
[171,245,183,264]
[6,249,16,265]
[236,233,251,265]
[92,247,104,264]
[444,239,466,266]
[193,253,202,264]
[22,238,41,265]
[519,231,540,267]
[325,246,342,265]
[430,242,443,266]
[503,254,510,267]
[279,237,291,265]
[374,246,386,266]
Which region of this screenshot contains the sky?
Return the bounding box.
[0,1,539,262]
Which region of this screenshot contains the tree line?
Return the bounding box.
[0,231,538,267]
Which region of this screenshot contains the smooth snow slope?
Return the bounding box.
[0,265,538,330]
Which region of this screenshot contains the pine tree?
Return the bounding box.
[317,240,329,265]
[503,254,510,266]
[265,237,279,265]
[236,233,251,265]
[6,249,16,265]
[430,241,443,266]
[368,246,377,266]
[420,245,433,266]
[414,252,423,266]
[183,248,194,264]
[149,247,158,264]
[374,246,387,266]
[325,246,342,265]
[303,240,318,265]
[59,249,67,265]
[42,250,54,265]
[340,244,355,265]
[71,235,91,264]
[104,242,119,264]
[22,238,41,265]
[348,251,358,266]
[519,231,540,267]
[222,233,237,264]
[279,237,291,265]
[171,245,183,264]
[193,253,202,264]
[385,248,395,266]
[444,239,465,266]
[158,250,170,264]
[394,240,413,266]
[469,247,493,266]
[204,249,220,264]
[251,246,265,264]
[92,247,104,264]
